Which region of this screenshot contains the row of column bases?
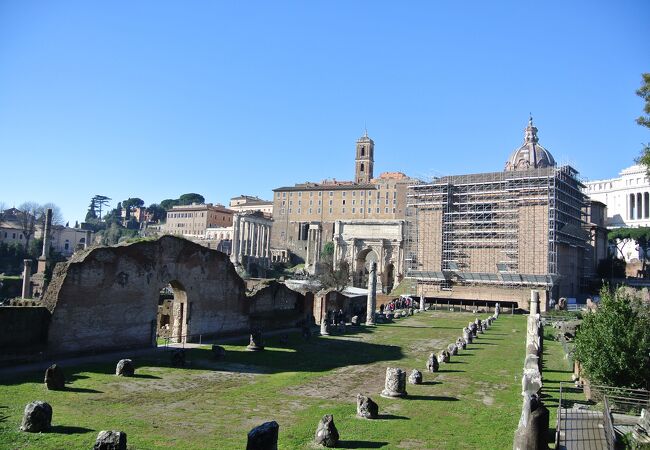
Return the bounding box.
[231,216,271,264]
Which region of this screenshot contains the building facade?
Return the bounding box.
[162,203,234,238]
[229,195,274,216]
[584,164,650,228]
[270,132,420,287]
[406,118,597,308]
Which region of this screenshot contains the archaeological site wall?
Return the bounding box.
[0,306,50,351]
[40,236,304,355]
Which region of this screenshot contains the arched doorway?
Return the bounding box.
[354,248,378,288]
[156,280,189,344]
[383,263,395,294]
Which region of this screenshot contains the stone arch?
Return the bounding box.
[383,263,395,294]
[42,236,249,354]
[165,280,189,343]
[354,247,378,288]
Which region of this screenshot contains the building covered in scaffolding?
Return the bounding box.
[406,117,596,310]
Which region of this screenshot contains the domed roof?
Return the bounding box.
[504,117,556,171]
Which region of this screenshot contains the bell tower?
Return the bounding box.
[355,130,374,184]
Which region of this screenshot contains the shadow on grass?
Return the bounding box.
[49,425,94,434]
[63,386,103,394]
[130,373,162,380]
[377,414,410,420]
[420,381,440,386]
[469,342,497,346]
[0,406,8,423]
[337,441,389,448]
[2,330,404,384]
[406,395,459,401]
[438,369,465,373]
[445,360,466,364]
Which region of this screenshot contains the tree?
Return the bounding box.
[634,73,650,171]
[85,198,98,222]
[16,202,40,252]
[122,197,145,211]
[318,242,350,291]
[637,73,650,129]
[147,203,166,222]
[91,195,111,219]
[608,227,650,274]
[160,198,179,210]
[40,202,64,226]
[573,287,650,389]
[178,193,205,205]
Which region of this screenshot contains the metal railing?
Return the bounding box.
[602,395,616,450]
[159,333,204,349]
[589,384,650,414]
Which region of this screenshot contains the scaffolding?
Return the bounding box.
[405,166,589,294]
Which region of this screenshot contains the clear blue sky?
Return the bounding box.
[1,1,648,223]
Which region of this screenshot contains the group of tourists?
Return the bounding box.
[380,295,416,313]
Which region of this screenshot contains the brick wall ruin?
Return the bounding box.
[39,236,308,355]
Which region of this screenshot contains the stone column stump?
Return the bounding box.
[381,367,407,398]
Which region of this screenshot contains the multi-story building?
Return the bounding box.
[0,208,93,257]
[229,195,273,217]
[162,203,233,238]
[271,132,420,290]
[406,118,601,309]
[584,164,650,228]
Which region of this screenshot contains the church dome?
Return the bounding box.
[504,117,556,171]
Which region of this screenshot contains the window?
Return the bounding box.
[298,200,301,206]
[20,234,23,239]
[376,208,380,213]
[329,208,332,214]
[352,191,356,196]
[329,191,333,196]
[368,208,371,213]
[297,208,301,214]
[329,200,333,206]
[342,192,346,197]
[288,208,292,213]
[342,207,346,213]
[318,192,322,197]
[360,200,364,205]
[298,223,309,240]
[309,200,313,206]
[368,191,372,197]
[298,192,302,197]
[317,208,321,214]
[352,207,355,213]
[385,207,389,213]
[361,145,365,156]
[310,192,313,197]
[342,200,346,205]
[318,200,321,206]
[385,199,389,205]
[392,208,396,213]
[289,200,293,206]
[308,208,312,214]
[361,191,364,196]
[360,163,365,172]
[352,200,356,205]
[283,192,286,197]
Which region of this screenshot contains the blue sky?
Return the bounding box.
[1,1,648,223]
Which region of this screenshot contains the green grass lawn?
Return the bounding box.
[0,312,572,449]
